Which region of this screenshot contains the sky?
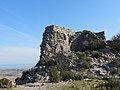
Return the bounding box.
[0,0,120,68]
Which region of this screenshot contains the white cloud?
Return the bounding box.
[0,46,39,65]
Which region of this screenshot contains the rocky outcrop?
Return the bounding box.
[36,25,106,66]
[16,25,119,85]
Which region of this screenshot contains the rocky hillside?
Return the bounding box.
[16,25,120,85]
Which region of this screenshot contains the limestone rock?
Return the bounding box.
[36,25,106,66]
[36,25,75,66]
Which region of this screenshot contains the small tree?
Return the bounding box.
[76,52,92,69]
[91,51,102,58]
[111,33,120,51]
[76,52,87,60]
[0,78,12,88]
[81,60,91,69]
[49,67,62,83]
[105,78,120,90]
[61,71,76,81]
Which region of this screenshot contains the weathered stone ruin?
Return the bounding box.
[36,25,106,66]
[16,25,120,85]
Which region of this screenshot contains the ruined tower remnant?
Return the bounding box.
[36,25,106,66]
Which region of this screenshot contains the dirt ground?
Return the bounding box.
[15,81,70,90]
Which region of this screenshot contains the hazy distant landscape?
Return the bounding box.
[0,64,35,69]
[0,69,23,80]
[0,69,23,76]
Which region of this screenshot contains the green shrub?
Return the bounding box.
[75,73,84,80]
[113,58,120,68]
[81,57,92,69]
[88,39,106,50]
[0,78,12,88]
[81,60,91,69]
[111,33,120,51]
[109,58,120,75]
[105,78,120,90]
[61,71,76,81]
[111,41,120,51]
[110,68,118,75]
[76,52,87,60]
[61,71,85,81]
[91,51,102,58]
[49,67,62,83]
[69,84,79,90]
[112,33,120,41]
[22,70,29,75]
[76,52,92,69]
[84,51,90,57]
[110,68,120,75]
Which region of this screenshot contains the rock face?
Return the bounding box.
[16,25,120,85]
[70,30,106,51]
[36,25,75,66]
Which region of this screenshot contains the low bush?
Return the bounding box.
[76,52,92,69]
[49,67,62,83]
[111,33,120,51]
[111,41,120,52]
[88,39,106,50]
[105,78,120,90]
[61,71,76,81]
[112,58,120,68]
[22,70,29,75]
[110,68,118,75]
[75,73,84,80]
[112,33,120,41]
[76,52,87,60]
[84,51,90,57]
[0,78,12,88]
[81,60,91,69]
[91,51,102,58]
[109,58,120,76]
